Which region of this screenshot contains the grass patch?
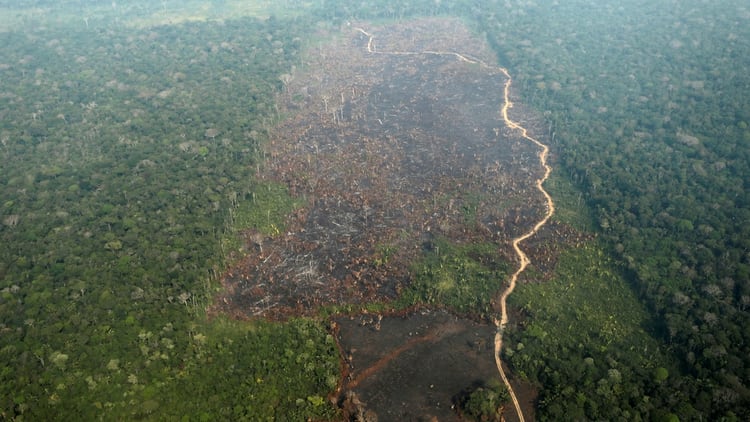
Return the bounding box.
[216,181,302,276]
[399,237,510,318]
[232,182,303,235]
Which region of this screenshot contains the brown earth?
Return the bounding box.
[334,309,501,421]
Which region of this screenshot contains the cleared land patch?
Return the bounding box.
[214,19,551,320]
[212,18,579,420]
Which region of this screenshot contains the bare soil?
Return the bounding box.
[335,309,499,421]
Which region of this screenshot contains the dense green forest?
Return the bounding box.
[471,0,750,419]
[1,0,749,420]
[0,4,340,420]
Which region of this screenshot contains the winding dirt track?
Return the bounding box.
[354,26,554,422]
[492,67,554,422]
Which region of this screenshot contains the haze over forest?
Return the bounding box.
[1,1,749,420]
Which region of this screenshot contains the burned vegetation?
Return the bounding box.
[214,19,551,320]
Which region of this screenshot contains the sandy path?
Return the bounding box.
[491,66,555,422]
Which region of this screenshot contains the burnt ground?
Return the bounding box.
[213,19,546,320]
[335,309,498,421]
[209,18,588,421]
